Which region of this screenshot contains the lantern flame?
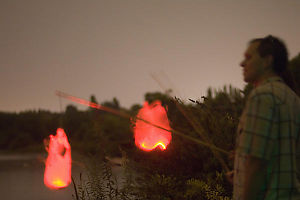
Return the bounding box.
[133,101,172,151]
[44,128,71,189]
[52,179,67,187]
[141,142,166,151]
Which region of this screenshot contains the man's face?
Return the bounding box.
[240,42,266,84]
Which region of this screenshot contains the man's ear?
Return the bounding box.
[264,55,274,69]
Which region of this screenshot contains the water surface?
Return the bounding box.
[0,153,77,200]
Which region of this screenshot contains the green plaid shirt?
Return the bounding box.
[234,76,300,200]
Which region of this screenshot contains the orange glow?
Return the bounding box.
[44,128,71,189]
[141,142,166,151]
[52,179,67,187]
[133,101,172,151]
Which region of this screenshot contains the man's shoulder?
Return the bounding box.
[249,79,300,105]
[248,82,278,100]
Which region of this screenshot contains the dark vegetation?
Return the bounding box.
[1,54,299,199]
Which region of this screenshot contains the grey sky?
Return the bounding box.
[1,0,299,112]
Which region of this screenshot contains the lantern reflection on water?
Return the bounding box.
[133,101,172,151]
[44,128,71,189]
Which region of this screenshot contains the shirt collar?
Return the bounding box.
[260,76,283,86]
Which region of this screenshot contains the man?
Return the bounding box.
[233,35,300,199]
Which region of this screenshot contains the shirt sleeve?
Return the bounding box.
[237,93,276,160]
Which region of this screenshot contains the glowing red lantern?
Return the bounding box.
[44,128,71,189]
[133,100,172,151]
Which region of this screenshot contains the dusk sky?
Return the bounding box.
[1,0,299,113]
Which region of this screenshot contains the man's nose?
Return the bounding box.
[240,60,245,67]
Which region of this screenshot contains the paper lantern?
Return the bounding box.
[44,128,71,189]
[133,101,172,151]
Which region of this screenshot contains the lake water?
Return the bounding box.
[0,153,79,200]
[0,153,127,200]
